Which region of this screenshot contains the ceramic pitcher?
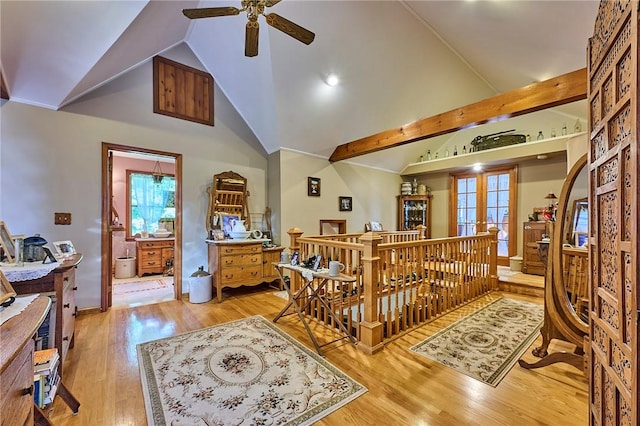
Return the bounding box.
[231,219,247,232]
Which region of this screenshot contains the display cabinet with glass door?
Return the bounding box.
[397,195,432,237]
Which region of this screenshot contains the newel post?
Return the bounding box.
[287,227,304,292]
[488,227,499,290]
[416,225,427,239]
[358,232,384,354]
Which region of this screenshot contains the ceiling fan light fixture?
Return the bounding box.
[183,0,314,57]
[325,74,339,86]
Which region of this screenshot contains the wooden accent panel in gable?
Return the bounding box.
[153,56,214,126]
[329,68,587,162]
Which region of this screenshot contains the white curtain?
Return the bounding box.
[131,174,171,233]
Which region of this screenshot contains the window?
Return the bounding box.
[126,171,175,237]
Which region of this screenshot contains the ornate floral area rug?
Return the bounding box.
[137,315,367,425]
[410,298,543,387]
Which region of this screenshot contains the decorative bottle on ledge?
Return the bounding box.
[574,119,582,133]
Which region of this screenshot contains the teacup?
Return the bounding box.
[329,261,345,276]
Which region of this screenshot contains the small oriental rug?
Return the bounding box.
[410,298,543,387]
[113,278,169,295]
[137,315,367,425]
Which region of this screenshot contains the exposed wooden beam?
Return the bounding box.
[329,68,587,162]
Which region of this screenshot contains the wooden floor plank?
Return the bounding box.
[46,284,588,425]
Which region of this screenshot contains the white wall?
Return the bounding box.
[0,45,269,309]
[277,150,401,248]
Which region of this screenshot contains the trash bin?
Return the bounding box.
[509,256,523,272]
[189,266,212,303]
[115,256,136,279]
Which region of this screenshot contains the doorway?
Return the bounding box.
[449,166,517,266]
[101,142,182,311]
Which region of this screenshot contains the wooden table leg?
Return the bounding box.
[34,405,53,426]
[57,381,80,414]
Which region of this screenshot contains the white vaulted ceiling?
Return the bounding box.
[0,0,599,172]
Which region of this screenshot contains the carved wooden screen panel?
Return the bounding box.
[587,1,638,425]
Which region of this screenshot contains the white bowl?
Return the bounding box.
[153,231,172,238]
[229,230,251,239]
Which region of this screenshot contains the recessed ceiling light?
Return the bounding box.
[325,74,339,86]
[472,163,483,172]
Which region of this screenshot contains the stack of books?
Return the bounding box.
[33,348,61,408]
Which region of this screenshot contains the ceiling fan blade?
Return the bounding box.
[182,7,240,19]
[264,0,282,7]
[245,21,259,57]
[265,13,315,45]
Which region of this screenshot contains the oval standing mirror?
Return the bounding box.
[552,153,589,333]
[519,153,588,372]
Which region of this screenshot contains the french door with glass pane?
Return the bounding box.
[450,167,517,265]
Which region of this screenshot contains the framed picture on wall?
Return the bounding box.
[308,177,321,196]
[339,196,352,212]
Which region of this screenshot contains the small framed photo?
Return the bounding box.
[52,240,76,257]
[369,221,384,231]
[211,230,226,241]
[312,255,322,271]
[42,247,58,264]
[290,250,300,266]
[218,213,240,238]
[308,177,321,197]
[339,196,352,212]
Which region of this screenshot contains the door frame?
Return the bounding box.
[101,142,183,311]
[449,165,518,266]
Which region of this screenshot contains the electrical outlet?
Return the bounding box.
[55,212,72,225]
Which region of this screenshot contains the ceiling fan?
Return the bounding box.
[182,0,315,57]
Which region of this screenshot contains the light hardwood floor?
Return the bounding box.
[48,284,588,425]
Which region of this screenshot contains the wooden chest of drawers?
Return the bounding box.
[208,240,283,302]
[11,254,82,375]
[0,296,50,426]
[1,336,35,426]
[136,238,174,276]
[522,222,547,276]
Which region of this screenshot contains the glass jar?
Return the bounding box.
[13,234,25,266]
